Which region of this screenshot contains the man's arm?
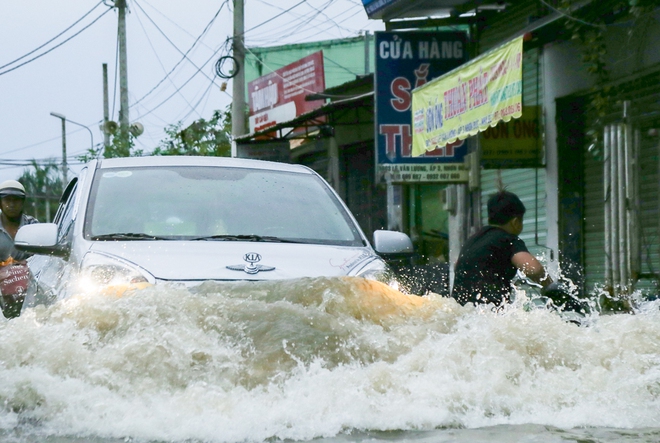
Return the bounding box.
[511,251,553,287]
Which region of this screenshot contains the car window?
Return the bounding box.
[52,168,86,244]
[84,166,363,246]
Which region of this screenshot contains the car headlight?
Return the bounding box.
[351,259,402,291]
[76,252,155,295]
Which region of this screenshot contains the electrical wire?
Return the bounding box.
[129,0,228,109]
[243,44,360,99]
[133,47,226,120]
[0,7,113,77]
[132,0,221,85]
[323,54,362,76]
[245,0,365,45]
[241,0,308,37]
[139,0,217,52]
[248,0,338,42]
[539,0,605,28]
[133,1,200,119]
[0,1,105,71]
[300,7,366,41]
[177,78,216,123]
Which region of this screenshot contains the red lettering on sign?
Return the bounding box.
[379,124,413,158]
[400,125,412,157]
[390,77,411,112]
[380,125,400,159]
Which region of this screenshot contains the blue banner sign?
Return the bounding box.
[375,31,469,183]
[361,0,399,18]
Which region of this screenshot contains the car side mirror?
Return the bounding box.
[372,230,414,256]
[14,223,69,258]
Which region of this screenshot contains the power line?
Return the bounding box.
[139,0,217,52]
[244,0,364,45]
[300,7,366,41]
[241,0,308,37]
[176,78,216,123]
[133,1,199,119]
[251,0,337,34]
[243,45,360,98]
[133,47,226,120]
[132,0,221,85]
[0,1,105,71]
[0,7,113,77]
[129,0,228,109]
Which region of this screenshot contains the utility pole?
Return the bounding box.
[50,113,68,185]
[102,63,110,150]
[231,0,246,155]
[116,0,130,148]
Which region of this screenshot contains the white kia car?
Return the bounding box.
[15,156,412,307]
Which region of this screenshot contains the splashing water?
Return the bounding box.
[0,277,659,442]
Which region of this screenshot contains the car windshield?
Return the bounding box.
[84,165,363,246]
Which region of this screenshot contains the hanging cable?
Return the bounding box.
[133,0,222,84]
[247,0,336,42]
[0,7,113,77]
[177,79,216,123]
[133,47,227,120]
[129,0,229,109]
[0,1,105,71]
[133,1,199,118]
[139,0,217,51]
[243,45,360,99]
[241,0,308,36]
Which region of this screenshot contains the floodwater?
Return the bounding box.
[0,277,659,443]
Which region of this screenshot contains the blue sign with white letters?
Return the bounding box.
[375,31,469,182]
[361,0,399,17]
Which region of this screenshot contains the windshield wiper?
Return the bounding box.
[192,234,301,243]
[91,233,172,241]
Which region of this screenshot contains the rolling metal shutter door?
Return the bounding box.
[480,47,547,258]
[582,74,660,295]
[635,125,660,293]
[583,126,659,294]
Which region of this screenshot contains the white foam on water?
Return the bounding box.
[0,278,658,442]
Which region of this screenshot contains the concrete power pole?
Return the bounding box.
[116,0,130,147]
[102,63,111,150]
[231,0,246,155]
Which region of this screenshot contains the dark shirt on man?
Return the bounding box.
[451,226,528,306]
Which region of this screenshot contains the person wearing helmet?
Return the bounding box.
[0,180,38,318]
[0,180,38,262]
[451,190,553,307]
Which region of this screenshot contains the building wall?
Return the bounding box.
[244,36,375,97]
[543,39,593,277]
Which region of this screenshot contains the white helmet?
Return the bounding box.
[0,180,26,198]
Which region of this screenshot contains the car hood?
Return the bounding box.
[88,240,380,281]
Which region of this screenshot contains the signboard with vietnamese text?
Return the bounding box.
[361,0,400,18]
[480,105,541,168]
[412,36,524,157]
[375,31,468,184]
[248,51,325,134]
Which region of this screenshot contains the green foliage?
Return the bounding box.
[18,160,64,222]
[152,109,232,157]
[77,131,143,163]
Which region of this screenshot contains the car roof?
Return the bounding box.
[95,156,313,174]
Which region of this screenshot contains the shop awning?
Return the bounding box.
[411,36,523,157]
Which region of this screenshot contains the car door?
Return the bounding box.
[26,173,83,307]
